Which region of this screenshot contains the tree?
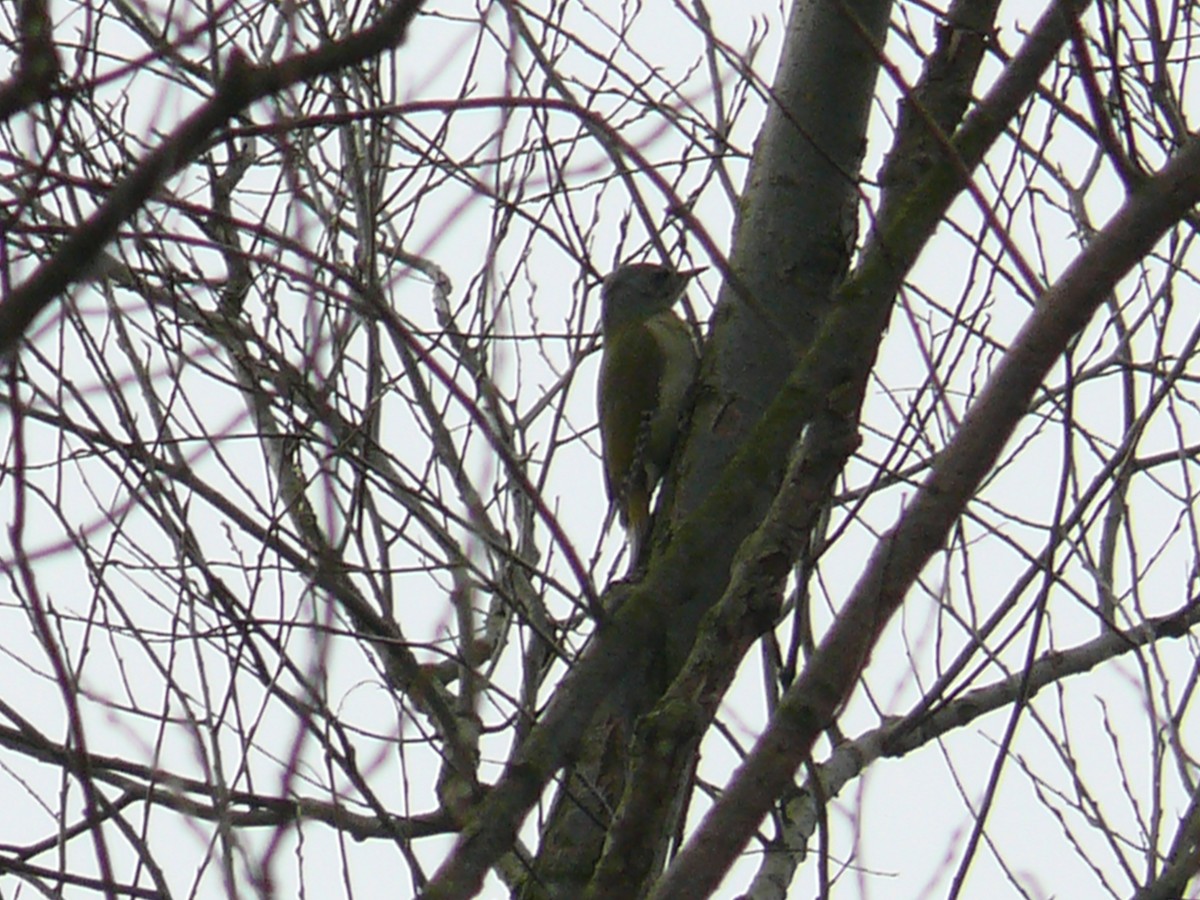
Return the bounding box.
[2,0,1199,896]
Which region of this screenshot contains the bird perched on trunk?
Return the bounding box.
[597,262,702,561]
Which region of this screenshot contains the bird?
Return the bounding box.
[597,262,702,561]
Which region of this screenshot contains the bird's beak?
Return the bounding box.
[679,267,707,279]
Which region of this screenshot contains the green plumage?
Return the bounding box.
[597,263,701,557]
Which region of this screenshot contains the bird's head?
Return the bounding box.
[600,262,704,333]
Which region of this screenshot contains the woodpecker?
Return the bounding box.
[597,262,702,560]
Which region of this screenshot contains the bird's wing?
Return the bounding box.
[597,322,668,504]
